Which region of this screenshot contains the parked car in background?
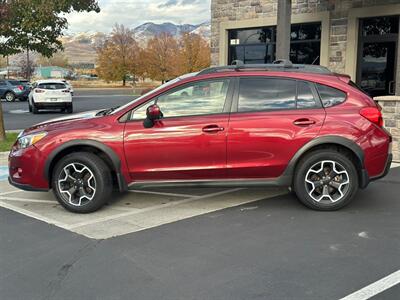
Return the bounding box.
[9,62,392,213]
[0,79,30,102]
[28,80,73,114]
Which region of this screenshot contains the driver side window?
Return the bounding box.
[131,79,230,120]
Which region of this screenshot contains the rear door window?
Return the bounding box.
[38,83,66,90]
[238,78,296,112]
[316,83,347,108]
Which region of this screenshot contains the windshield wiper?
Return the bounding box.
[97,106,120,116]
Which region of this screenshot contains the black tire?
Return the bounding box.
[66,104,73,114]
[5,92,15,102]
[293,149,359,211]
[52,152,113,213]
[28,103,32,112]
[32,103,39,114]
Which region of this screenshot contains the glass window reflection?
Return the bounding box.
[239,78,296,112]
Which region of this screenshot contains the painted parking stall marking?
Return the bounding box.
[0,176,287,239]
[340,269,400,300]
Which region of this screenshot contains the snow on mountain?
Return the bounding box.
[60,22,211,65]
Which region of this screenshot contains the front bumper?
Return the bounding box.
[8,176,48,192]
[8,146,50,191]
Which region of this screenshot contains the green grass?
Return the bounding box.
[0,132,18,152]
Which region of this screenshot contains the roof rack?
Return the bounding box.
[197,60,332,76]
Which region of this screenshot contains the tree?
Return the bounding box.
[15,52,36,79]
[37,52,69,68]
[177,33,211,74]
[0,0,100,142]
[96,24,140,86]
[141,33,179,83]
[0,56,6,68]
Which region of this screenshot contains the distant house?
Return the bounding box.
[35,66,71,79]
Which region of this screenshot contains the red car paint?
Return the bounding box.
[8,70,392,191]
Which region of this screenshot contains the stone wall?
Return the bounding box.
[376,97,400,162]
[211,0,400,73]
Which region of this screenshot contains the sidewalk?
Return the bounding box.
[0,152,8,181]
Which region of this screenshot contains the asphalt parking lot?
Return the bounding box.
[0,162,400,299]
[1,88,136,130]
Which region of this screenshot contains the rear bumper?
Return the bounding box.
[370,153,393,182]
[360,153,392,189]
[34,102,72,108]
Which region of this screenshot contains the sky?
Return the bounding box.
[65,0,211,33]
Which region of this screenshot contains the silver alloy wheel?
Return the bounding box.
[305,160,350,203]
[5,92,14,102]
[58,163,96,206]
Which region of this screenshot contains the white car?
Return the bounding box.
[29,80,73,114]
[60,79,74,96]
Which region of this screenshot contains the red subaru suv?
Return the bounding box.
[8,62,392,213]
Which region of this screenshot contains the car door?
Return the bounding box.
[0,80,6,98]
[227,77,326,179]
[123,78,233,182]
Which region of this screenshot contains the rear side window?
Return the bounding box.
[238,78,296,112]
[38,83,66,90]
[316,83,346,108]
[297,81,318,109]
[9,80,20,85]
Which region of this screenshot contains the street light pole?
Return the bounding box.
[276,0,292,61]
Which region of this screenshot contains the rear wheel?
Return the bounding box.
[5,92,15,102]
[293,149,359,211]
[28,103,32,112]
[66,104,73,114]
[32,102,39,114]
[52,152,112,213]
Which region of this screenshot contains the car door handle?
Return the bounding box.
[293,118,316,126]
[202,125,225,133]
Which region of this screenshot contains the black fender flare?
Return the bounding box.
[44,139,128,191]
[281,135,368,187]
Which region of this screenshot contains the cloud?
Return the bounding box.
[65,0,210,33]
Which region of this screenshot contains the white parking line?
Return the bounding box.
[340,270,400,300]
[0,196,56,204]
[0,190,20,197]
[0,200,67,227]
[129,189,195,198]
[66,188,243,230]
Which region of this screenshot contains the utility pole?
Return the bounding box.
[276,0,292,61]
[6,55,9,79]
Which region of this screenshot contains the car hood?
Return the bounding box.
[24,110,104,133]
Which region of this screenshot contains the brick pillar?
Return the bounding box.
[276,0,291,61]
[396,20,400,95]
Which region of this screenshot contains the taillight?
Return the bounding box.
[360,107,383,127]
[35,89,45,93]
[62,89,70,93]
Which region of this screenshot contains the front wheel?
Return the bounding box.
[52,152,113,213]
[293,150,359,211]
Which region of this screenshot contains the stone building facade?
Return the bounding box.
[211,0,400,93]
[211,0,400,161]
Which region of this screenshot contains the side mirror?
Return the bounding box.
[143,104,163,128]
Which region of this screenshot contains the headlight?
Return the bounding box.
[16,132,47,149]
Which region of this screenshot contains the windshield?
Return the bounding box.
[112,72,199,114]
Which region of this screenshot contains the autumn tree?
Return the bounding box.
[177,33,211,74]
[141,33,179,83]
[0,0,100,142]
[37,52,69,68]
[96,24,140,86]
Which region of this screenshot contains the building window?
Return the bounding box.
[228,22,321,65]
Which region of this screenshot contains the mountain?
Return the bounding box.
[55,22,211,66]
